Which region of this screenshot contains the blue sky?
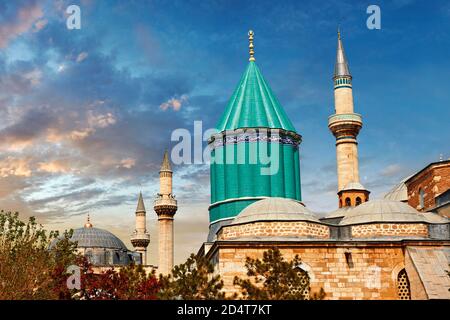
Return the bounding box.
[0,0,449,263]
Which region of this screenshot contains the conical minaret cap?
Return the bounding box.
[334,29,351,78]
[136,192,146,213]
[160,150,172,172]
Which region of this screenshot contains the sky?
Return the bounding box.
[0,0,449,265]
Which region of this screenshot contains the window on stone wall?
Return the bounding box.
[290,268,311,300]
[356,197,362,206]
[397,269,411,300]
[419,188,425,208]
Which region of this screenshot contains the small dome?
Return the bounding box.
[71,227,128,250]
[323,206,354,219]
[341,182,367,191]
[339,199,440,225]
[231,197,320,225]
[384,177,410,202]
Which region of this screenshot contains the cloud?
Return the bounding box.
[87,111,116,128]
[0,2,44,48]
[117,158,136,169]
[0,63,43,95]
[0,108,56,151]
[33,19,48,32]
[70,128,95,141]
[160,94,188,111]
[0,157,32,177]
[76,52,88,63]
[38,160,72,174]
[69,111,117,141]
[22,68,42,86]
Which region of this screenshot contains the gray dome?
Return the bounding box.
[231,197,320,225]
[384,177,410,202]
[339,199,446,225]
[323,206,354,219]
[71,227,128,250]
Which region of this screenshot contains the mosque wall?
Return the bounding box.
[218,222,329,240]
[351,223,428,238]
[212,243,431,300]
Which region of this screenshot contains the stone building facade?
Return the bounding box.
[200,198,450,300]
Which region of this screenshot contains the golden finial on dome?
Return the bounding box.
[248,30,255,62]
[337,25,341,40]
[84,213,93,228]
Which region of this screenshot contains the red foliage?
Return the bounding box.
[78,258,160,300]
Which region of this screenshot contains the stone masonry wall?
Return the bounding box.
[216,245,411,300]
[218,221,330,240]
[351,224,428,238]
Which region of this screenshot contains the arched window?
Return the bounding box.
[397,269,411,300]
[355,197,362,206]
[345,197,351,207]
[419,188,425,208]
[290,268,311,300]
[339,199,342,208]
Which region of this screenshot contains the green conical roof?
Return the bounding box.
[216,61,296,132]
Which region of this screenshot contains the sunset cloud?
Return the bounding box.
[117,158,136,169]
[0,2,44,48]
[160,94,188,111]
[0,157,32,178]
[38,160,72,174]
[33,19,48,32]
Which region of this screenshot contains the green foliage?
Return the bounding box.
[158,254,225,300]
[234,248,325,300]
[0,210,79,299]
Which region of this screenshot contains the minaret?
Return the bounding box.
[130,192,150,264]
[328,29,369,208]
[154,150,177,275]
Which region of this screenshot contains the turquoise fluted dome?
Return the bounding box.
[209,58,302,229]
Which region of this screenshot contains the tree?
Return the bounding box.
[158,254,225,300]
[79,262,160,300]
[234,248,325,300]
[0,211,79,300]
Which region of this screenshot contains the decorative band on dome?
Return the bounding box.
[209,129,301,149]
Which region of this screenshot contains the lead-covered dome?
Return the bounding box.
[218,197,329,240]
[231,197,320,225]
[71,227,128,250]
[339,199,446,225]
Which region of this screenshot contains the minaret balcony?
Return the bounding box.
[130,233,150,247]
[154,196,177,208]
[328,113,362,126]
[328,113,362,137]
